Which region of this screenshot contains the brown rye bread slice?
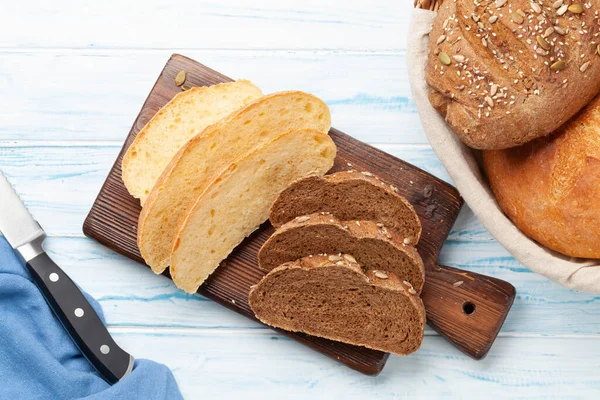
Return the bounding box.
[258,213,425,294]
[269,170,422,244]
[249,254,426,356]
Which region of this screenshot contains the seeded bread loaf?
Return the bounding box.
[258,213,425,293]
[484,93,600,258]
[269,171,422,244]
[249,254,426,356]
[170,128,336,293]
[426,0,600,149]
[138,91,331,274]
[122,80,262,203]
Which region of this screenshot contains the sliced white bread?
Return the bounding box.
[170,128,336,293]
[122,80,263,203]
[138,91,331,274]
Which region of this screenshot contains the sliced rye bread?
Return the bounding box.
[170,128,336,294]
[122,80,262,204]
[138,91,331,274]
[258,213,425,293]
[249,254,426,356]
[269,171,422,244]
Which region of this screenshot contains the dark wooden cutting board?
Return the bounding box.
[83,54,515,375]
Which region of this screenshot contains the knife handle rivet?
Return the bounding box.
[49,272,59,282]
[100,345,110,355]
[74,308,84,318]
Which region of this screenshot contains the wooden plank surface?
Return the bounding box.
[0,1,408,51]
[0,51,422,143]
[1,0,599,397]
[111,331,600,399]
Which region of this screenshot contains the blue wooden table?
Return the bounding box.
[1,1,599,398]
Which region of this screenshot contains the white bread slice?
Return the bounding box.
[138,91,331,274]
[170,128,336,293]
[122,80,262,203]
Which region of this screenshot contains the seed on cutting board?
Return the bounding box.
[537,36,551,51]
[181,84,192,91]
[175,70,186,86]
[568,4,583,14]
[551,60,566,71]
[438,52,452,65]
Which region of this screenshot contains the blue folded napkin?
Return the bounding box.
[0,236,183,400]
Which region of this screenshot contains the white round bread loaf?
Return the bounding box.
[484,95,600,259]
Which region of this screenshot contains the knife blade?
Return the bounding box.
[0,170,134,384]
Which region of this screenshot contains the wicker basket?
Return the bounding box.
[414,0,442,11]
[407,0,600,292]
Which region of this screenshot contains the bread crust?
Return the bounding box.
[426,0,600,149]
[249,255,426,356]
[483,95,600,258]
[258,212,425,293]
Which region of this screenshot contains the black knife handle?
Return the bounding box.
[25,252,133,384]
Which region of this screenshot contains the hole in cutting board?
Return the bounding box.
[462,301,476,315]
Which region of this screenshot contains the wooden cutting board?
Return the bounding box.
[83,54,515,375]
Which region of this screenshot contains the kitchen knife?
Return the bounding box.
[0,170,134,384]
